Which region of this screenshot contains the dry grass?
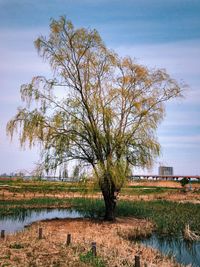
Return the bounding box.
[183,224,200,241]
[0,218,182,267]
[128,180,200,189]
[119,191,200,204]
[1,189,200,205]
[0,190,102,202]
[1,180,200,205]
[128,180,183,188]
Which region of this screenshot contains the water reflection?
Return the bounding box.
[142,234,200,267]
[0,208,82,233]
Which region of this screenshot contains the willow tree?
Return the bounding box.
[7,17,182,220]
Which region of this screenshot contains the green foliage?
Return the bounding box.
[180,177,189,187]
[80,251,106,267]
[6,16,184,220]
[7,16,183,197]
[72,165,81,180]
[9,243,25,249]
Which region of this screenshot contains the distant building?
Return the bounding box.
[158,166,173,176]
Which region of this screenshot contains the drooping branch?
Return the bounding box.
[7,16,184,206]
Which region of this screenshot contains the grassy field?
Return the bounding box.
[0,179,98,194]
[0,179,200,266]
[1,178,199,193]
[121,185,178,195]
[0,178,190,195]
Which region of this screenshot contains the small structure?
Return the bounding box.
[158,166,173,176]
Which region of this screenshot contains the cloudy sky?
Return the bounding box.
[0,0,200,175]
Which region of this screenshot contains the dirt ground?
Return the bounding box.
[0,218,182,267]
[128,180,200,189]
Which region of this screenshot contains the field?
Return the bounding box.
[0,179,200,266]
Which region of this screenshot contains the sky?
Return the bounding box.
[0,0,200,175]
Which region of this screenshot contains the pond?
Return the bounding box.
[0,208,83,233]
[141,234,200,267]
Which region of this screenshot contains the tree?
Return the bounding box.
[7,17,183,220]
[180,177,189,192]
[72,164,81,180]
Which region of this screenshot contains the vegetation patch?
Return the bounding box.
[69,198,200,237]
[80,251,106,267]
[1,195,200,238]
[121,186,178,195]
[9,243,25,249]
[0,198,72,219]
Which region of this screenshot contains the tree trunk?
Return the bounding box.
[101,182,117,221]
[103,193,116,221]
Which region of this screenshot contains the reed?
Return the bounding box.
[183,224,200,241]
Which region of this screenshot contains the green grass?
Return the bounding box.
[0,180,100,194]
[70,198,200,237]
[0,180,179,196]
[121,186,178,195]
[2,179,199,197]
[117,200,200,237]
[9,243,25,249]
[0,197,72,218]
[80,251,106,267]
[0,197,68,206]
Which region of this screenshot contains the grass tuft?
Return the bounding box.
[80,251,106,267]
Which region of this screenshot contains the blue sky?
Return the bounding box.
[0,0,200,175]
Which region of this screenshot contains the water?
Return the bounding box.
[0,208,82,233]
[141,234,200,267]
